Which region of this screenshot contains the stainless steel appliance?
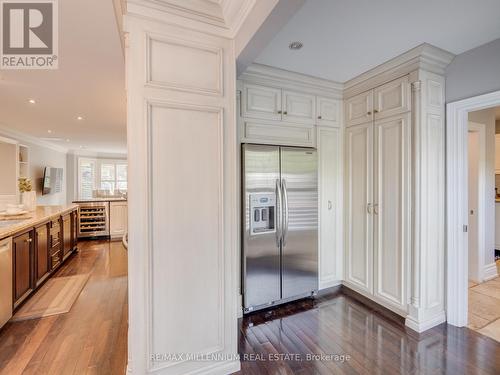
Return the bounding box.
[77,202,109,238]
[242,144,318,313]
[0,237,12,328]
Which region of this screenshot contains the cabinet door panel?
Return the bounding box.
[35,224,50,285]
[345,90,373,127]
[316,97,340,127]
[318,127,343,289]
[242,84,281,121]
[374,76,410,120]
[283,90,315,124]
[373,114,410,312]
[345,123,373,293]
[13,232,32,305]
[110,202,128,238]
[62,215,72,259]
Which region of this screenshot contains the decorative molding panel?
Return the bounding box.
[146,34,223,96]
[242,120,315,147]
[147,100,225,372]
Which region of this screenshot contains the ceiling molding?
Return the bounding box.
[113,0,127,57]
[126,0,256,38]
[239,63,343,99]
[0,125,68,154]
[344,43,455,98]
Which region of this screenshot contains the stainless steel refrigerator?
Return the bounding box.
[242,144,318,313]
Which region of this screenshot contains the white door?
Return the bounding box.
[282,90,316,124]
[345,90,373,127]
[318,127,343,289]
[316,97,340,127]
[373,114,410,313]
[345,122,373,294]
[373,76,410,120]
[110,201,128,238]
[242,83,282,121]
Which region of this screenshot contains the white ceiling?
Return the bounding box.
[0,0,126,154]
[253,0,500,83]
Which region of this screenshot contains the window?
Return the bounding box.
[78,158,127,199]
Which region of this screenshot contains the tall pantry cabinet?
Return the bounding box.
[343,44,452,332]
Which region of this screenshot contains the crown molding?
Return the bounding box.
[344,43,455,98]
[125,0,256,38]
[239,63,343,99]
[0,125,68,154]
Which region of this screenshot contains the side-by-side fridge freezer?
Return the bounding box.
[242,144,318,313]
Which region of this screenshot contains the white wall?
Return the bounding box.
[468,109,496,270]
[0,131,68,206]
[446,38,500,103]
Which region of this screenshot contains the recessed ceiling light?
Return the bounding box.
[66,139,70,142]
[47,129,52,134]
[289,41,303,50]
[77,116,83,120]
[28,99,36,104]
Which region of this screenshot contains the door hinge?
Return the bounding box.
[463,225,468,233]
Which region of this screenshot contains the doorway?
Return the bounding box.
[447,92,500,329]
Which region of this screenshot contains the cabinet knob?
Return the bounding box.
[374,109,379,113]
[283,111,288,115]
[328,200,332,210]
[367,203,373,214]
[367,111,372,115]
[318,115,322,119]
[25,238,32,243]
[277,110,282,114]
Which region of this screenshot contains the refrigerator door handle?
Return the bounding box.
[282,178,289,246]
[275,179,283,247]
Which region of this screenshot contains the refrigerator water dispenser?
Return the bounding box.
[249,193,275,235]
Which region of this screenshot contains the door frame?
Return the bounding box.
[467,122,486,283]
[446,89,500,327]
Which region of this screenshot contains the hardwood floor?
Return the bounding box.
[236,288,500,375]
[0,240,128,375]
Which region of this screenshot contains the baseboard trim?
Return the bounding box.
[405,311,446,333]
[319,279,342,290]
[483,262,499,281]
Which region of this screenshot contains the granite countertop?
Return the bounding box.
[72,198,127,203]
[0,204,78,239]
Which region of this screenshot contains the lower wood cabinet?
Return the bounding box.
[71,210,78,250]
[11,207,79,309]
[13,231,33,307]
[35,222,50,286]
[61,213,72,260]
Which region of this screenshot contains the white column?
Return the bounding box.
[406,71,447,332]
[124,1,272,374]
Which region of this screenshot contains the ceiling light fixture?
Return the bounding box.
[47,129,52,134]
[289,41,303,50]
[28,99,36,104]
[66,139,70,142]
[77,116,83,120]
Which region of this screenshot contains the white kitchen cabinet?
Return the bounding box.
[241,120,315,147]
[373,76,411,120]
[282,90,316,124]
[318,126,343,289]
[316,97,341,127]
[344,122,373,294]
[242,83,282,121]
[110,201,128,239]
[345,90,373,127]
[373,113,410,313]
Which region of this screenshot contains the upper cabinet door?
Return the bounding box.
[242,83,282,121]
[316,97,341,127]
[345,90,373,127]
[282,90,316,125]
[373,76,410,120]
